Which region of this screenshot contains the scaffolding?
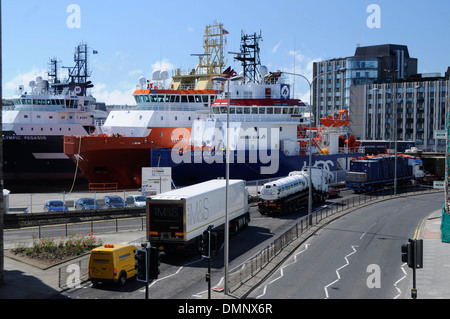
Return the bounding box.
[442,99,450,242]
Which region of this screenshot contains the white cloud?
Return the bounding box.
[91,82,136,105]
[283,51,323,103]
[4,67,47,97]
[272,41,281,54]
[151,59,175,73]
[128,69,143,77]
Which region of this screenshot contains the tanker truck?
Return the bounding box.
[258,167,330,215]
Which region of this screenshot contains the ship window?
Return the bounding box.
[212,107,220,114]
[244,107,250,114]
[151,95,158,102]
[175,116,178,120]
[229,107,235,114]
[195,95,202,103]
[188,95,195,103]
[288,108,293,114]
[134,96,140,103]
[165,95,170,102]
[251,108,258,114]
[169,95,176,102]
[24,115,28,118]
[161,116,163,120]
[274,107,281,114]
[202,95,208,103]
[283,108,289,114]
[236,107,243,114]
[157,95,164,102]
[181,96,188,103]
[267,107,273,114]
[47,100,52,105]
[220,107,227,113]
[259,108,265,114]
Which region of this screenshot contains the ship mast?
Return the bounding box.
[234,30,263,83]
[171,23,227,90]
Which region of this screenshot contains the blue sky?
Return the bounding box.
[3,0,450,105]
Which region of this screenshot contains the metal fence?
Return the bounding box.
[227,185,442,295]
[56,184,441,291]
[58,236,146,289]
[6,189,144,214]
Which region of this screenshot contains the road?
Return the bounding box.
[60,200,320,299]
[5,186,440,299]
[248,192,443,299]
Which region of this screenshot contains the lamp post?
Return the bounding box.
[211,74,244,295]
[373,84,420,195]
[282,68,346,219]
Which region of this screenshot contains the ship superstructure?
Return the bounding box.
[64,23,229,189]
[2,43,97,184]
[151,31,364,186]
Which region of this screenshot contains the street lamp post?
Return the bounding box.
[211,74,244,295]
[373,84,420,195]
[282,68,346,219]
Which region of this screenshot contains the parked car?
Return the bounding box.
[103,195,126,208]
[75,198,102,210]
[126,195,146,207]
[44,200,69,212]
[328,186,341,198]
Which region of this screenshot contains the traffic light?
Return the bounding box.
[401,241,413,267]
[135,248,147,282]
[414,239,423,269]
[149,247,160,280]
[201,229,210,257]
[401,239,423,269]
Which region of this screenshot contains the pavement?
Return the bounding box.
[1,208,450,299]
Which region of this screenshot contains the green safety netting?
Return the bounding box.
[442,110,450,242]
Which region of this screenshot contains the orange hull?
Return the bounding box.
[64,127,191,189]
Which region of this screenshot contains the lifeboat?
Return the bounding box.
[319,109,350,127]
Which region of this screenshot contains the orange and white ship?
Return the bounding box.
[64,23,229,189]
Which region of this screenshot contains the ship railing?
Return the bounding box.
[89,183,118,191]
[338,146,365,154]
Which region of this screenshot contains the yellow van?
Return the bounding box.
[88,244,137,286]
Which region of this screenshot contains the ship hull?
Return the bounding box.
[64,127,192,189]
[150,149,365,187]
[2,131,85,185]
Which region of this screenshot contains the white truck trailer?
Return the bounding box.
[258,167,329,215]
[146,179,250,254]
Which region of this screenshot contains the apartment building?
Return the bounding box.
[312,44,448,152]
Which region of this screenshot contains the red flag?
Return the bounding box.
[222,29,229,35]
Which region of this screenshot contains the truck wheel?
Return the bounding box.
[118,272,127,287]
